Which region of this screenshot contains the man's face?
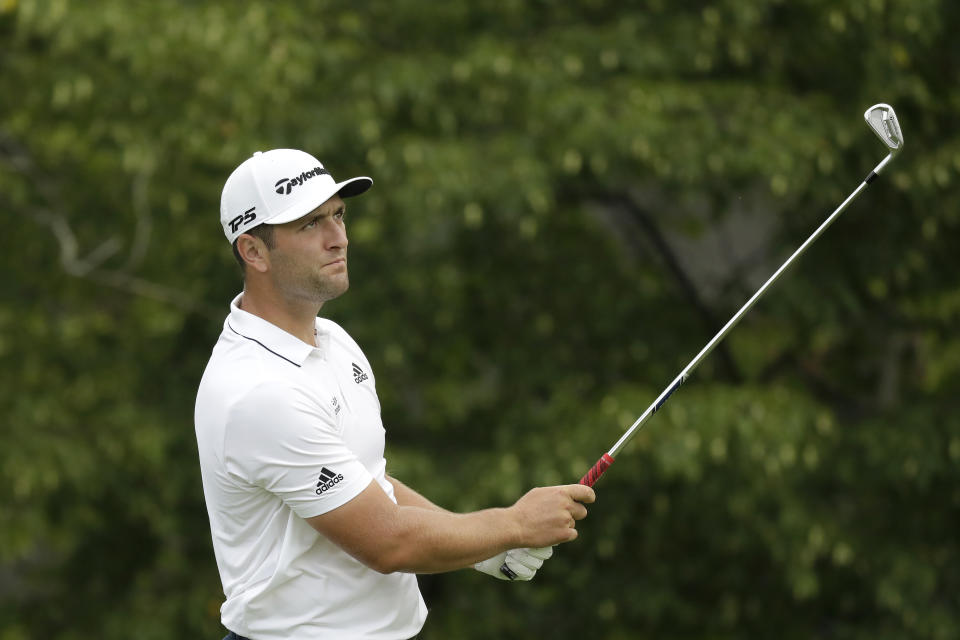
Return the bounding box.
[267,194,350,305]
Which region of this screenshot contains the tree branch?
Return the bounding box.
[0,131,219,318]
[590,192,744,384]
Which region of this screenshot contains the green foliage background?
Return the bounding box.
[2,0,958,638]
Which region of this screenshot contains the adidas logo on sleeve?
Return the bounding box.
[316,467,345,494]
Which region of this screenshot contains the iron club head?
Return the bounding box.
[864,103,903,153]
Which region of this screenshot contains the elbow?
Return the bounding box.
[364,549,408,575]
[325,502,424,574]
[369,558,402,575]
[360,536,418,575]
[367,547,417,575]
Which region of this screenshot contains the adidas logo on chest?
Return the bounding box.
[352,362,368,384]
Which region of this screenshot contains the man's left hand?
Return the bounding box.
[474,546,554,581]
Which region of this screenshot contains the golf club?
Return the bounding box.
[500,103,902,579]
[579,103,904,487]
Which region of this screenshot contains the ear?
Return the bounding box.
[236,234,270,273]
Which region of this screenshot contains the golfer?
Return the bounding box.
[195,149,595,640]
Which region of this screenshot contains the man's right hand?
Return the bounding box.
[509,484,596,548]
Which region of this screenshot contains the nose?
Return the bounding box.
[325,218,348,251]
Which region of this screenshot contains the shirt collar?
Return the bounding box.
[224,293,330,366]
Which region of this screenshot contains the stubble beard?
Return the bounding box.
[301,261,349,305]
[273,253,350,306]
[314,268,349,303]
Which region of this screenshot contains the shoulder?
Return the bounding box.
[200,336,336,431]
[231,378,309,413]
[227,378,339,443]
[202,325,286,381]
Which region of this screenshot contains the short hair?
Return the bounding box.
[231,224,276,272]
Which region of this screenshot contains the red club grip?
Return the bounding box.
[579,453,615,487]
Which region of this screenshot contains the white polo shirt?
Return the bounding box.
[195,294,427,640]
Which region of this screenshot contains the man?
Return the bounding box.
[195,149,595,640]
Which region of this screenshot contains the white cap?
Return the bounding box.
[219,149,372,243]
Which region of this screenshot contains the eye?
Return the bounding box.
[303,217,319,229]
[334,209,346,221]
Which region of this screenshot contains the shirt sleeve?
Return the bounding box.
[223,380,374,519]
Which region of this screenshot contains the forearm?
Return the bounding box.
[388,476,556,581]
[387,476,523,573]
[384,504,520,574]
[308,480,591,576]
[387,475,449,513]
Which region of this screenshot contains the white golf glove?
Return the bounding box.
[473,546,553,581]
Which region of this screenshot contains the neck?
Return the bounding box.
[238,281,322,346]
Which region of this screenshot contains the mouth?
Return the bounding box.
[323,257,346,268]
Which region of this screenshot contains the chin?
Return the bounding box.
[318,276,349,302]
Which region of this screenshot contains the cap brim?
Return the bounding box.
[262,176,373,227]
[336,176,373,198]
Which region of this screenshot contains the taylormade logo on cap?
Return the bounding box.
[274,167,331,195]
[219,149,373,244]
